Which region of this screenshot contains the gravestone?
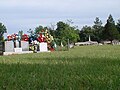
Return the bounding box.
[39,42,48,52]
[14,48,22,52]
[5,41,14,52]
[14,41,22,52]
[21,41,29,51]
[15,40,20,48]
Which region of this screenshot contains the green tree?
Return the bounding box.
[56,21,79,43]
[48,28,56,38]
[103,14,119,42]
[116,19,120,33]
[48,23,56,38]
[0,22,7,41]
[56,21,66,39]
[79,25,93,41]
[92,17,103,42]
[34,26,50,36]
[35,25,44,34]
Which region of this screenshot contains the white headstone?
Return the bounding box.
[39,42,48,52]
[5,41,14,52]
[21,41,29,51]
[14,48,22,52]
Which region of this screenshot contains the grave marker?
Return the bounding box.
[39,42,48,52]
[5,41,14,52]
[21,41,29,51]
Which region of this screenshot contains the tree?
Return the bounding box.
[35,25,44,34]
[79,25,94,42]
[103,14,119,42]
[0,22,7,41]
[50,23,56,31]
[107,14,115,24]
[92,17,103,42]
[48,27,56,38]
[116,19,120,33]
[48,23,56,38]
[56,21,79,43]
[56,21,67,39]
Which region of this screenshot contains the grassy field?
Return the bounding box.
[0,45,120,90]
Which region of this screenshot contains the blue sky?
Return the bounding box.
[0,0,120,34]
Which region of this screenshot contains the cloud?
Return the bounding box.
[0,0,120,33]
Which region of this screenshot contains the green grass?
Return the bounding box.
[0,45,120,90]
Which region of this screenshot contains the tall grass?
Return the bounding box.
[0,45,120,90]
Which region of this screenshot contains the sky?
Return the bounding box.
[0,0,120,34]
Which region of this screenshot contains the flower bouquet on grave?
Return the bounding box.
[22,34,29,41]
[44,29,54,51]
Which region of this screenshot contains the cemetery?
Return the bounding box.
[0,0,120,89]
[0,21,120,90]
[0,29,69,55]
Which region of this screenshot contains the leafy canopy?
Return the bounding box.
[103,14,119,41]
[0,22,7,41]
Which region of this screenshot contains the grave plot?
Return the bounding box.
[3,33,33,55]
[2,29,70,55]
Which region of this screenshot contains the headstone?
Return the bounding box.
[5,41,14,52]
[21,41,29,51]
[14,48,22,52]
[39,42,48,52]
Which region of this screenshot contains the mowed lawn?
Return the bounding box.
[0,45,120,90]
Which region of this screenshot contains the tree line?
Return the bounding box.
[80,14,120,43]
[0,14,120,43]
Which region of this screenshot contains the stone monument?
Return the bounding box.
[5,41,14,52]
[39,42,48,52]
[21,41,29,51]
